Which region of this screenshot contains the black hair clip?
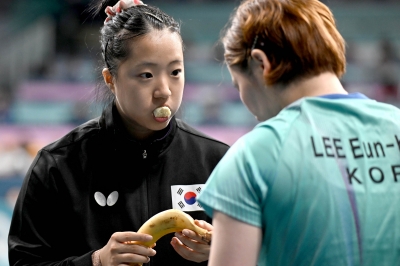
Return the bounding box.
[251,35,259,50]
[251,35,265,50]
[104,39,111,68]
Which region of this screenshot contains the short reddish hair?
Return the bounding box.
[222,0,346,85]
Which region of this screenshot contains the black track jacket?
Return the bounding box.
[8,104,229,266]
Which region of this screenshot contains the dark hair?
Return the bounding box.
[90,0,182,106]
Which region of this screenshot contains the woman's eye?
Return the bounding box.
[171,69,182,76]
[140,73,153,79]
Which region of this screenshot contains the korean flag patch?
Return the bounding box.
[171,184,204,212]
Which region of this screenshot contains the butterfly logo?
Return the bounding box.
[94,191,119,206]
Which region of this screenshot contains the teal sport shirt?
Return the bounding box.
[198,93,400,266]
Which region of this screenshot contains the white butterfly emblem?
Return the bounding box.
[94,191,119,206]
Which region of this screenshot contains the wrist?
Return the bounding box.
[92,250,102,266]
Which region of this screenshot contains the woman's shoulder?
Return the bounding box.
[41,117,103,153]
[175,119,230,149]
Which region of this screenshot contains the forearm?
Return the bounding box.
[208,211,262,266]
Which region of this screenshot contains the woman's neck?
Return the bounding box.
[282,72,347,107]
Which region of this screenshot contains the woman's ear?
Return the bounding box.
[102,68,115,93]
[250,49,271,78]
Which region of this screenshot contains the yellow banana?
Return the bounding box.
[127,209,212,266]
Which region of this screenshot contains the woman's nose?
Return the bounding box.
[154,77,171,98]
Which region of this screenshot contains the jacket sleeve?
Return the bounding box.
[8,149,93,266]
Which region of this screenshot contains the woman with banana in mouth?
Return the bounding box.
[8,1,229,266]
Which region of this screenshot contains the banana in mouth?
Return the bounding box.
[153,106,171,118]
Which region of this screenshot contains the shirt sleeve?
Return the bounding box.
[198,126,280,228]
[8,149,93,266]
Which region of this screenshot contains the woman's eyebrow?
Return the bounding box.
[135,59,183,68]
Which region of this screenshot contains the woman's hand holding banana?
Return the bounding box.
[171,219,214,263]
[96,209,212,265]
[98,232,156,266]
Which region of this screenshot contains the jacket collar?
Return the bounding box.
[99,103,177,156]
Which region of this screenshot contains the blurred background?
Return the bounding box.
[0,0,399,263]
